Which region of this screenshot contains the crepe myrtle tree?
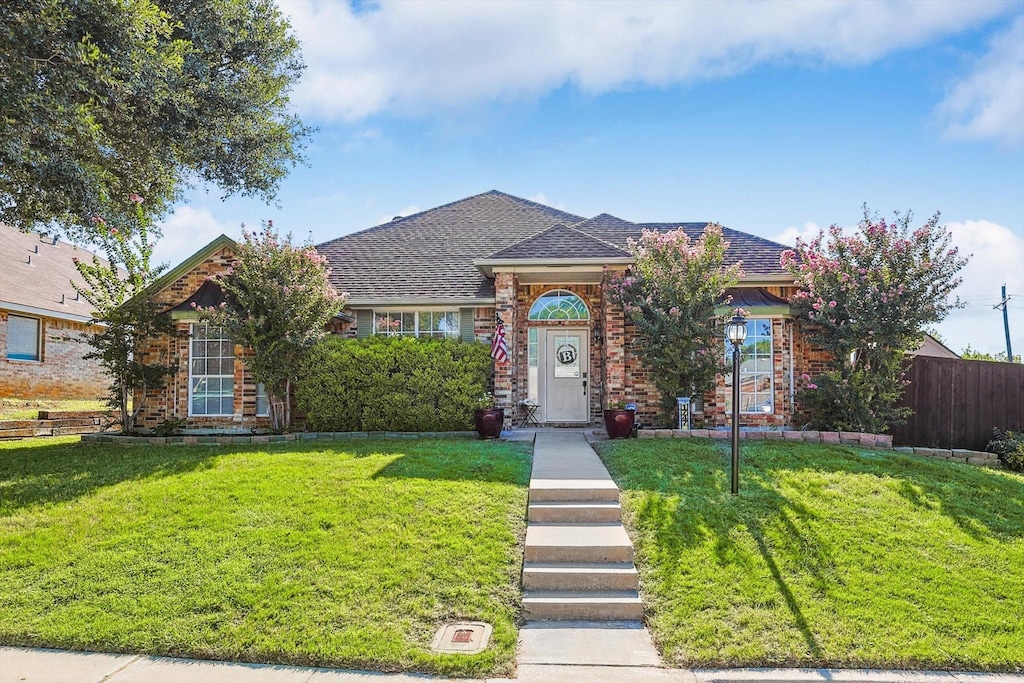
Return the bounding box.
[199,222,345,431]
[782,205,969,433]
[605,224,743,424]
[71,194,175,433]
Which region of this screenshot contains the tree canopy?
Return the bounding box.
[782,206,969,432]
[1,0,310,240]
[604,224,742,423]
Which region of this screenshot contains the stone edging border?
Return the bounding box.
[80,431,479,446]
[637,428,1002,468]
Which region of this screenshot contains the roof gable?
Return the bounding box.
[487,223,629,260]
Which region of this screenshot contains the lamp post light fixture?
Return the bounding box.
[726,311,748,496]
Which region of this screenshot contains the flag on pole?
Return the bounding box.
[491,313,509,363]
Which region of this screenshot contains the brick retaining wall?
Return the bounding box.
[636,428,1003,468]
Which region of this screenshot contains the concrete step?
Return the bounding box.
[525,524,634,563]
[529,500,621,523]
[529,478,620,503]
[522,590,645,621]
[522,562,639,591]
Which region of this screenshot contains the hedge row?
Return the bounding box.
[295,336,492,432]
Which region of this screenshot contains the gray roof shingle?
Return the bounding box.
[487,223,629,260]
[316,191,790,303]
[0,223,111,320]
[316,190,584,302]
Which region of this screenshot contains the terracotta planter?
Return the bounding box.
[603,409,635,439]
[474,408,504,439]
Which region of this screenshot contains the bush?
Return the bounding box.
[296,336,493,432]
[987,429,1024,472]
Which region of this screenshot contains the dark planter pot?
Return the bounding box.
[603,409,635,439]
[474,408,504,439]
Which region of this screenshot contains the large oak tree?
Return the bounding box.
[1,0,311,240]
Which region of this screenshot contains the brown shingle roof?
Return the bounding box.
[0,223,111,320]
[315,191,790,303]
[487,223,629,260]
[316,190,584,302]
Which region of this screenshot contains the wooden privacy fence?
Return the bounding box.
[889,356,1024,451]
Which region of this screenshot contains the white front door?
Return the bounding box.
[543,329,589,422]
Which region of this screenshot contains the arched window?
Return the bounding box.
[528,290,590,321]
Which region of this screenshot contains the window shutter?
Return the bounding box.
[7,315,40,360]
[356,310,372,338]
[459,308,474,342]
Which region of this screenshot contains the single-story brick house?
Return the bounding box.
[0,223,109,400]
[138,190,829,430]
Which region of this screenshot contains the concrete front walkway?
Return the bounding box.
[517,429,663,677]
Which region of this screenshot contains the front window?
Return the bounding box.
[190,323,235,416]
[725,318,774,413]
[373,310,459,338]
[6,315,41,361]
[528,290,589,320]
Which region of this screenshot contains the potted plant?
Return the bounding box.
[603,400,635,439]
[473,393,504,439]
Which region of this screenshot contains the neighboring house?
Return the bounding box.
[0,223,109,399]
[138,190,829,430]
[910,333,960,359]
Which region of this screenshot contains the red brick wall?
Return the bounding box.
[137,248,273,430]
[0,310,107,400]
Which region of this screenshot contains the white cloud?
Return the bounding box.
[153,206,240,268]
[773,222,825,246]
[938,14,1024,145]
[281,0,1011,121]
[376,204,420,226]
[936,219,1024,355]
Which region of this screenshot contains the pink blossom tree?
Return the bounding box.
[201,222,346,431]
[605,224,743,423]
[782,206,968,432]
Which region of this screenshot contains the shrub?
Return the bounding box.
[987,429,1024,472]
[296,336,493,432]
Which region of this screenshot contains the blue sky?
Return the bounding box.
[157,0,1024,356]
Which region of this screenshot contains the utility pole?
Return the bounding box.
[994,284,1014,362]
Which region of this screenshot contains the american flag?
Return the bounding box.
[491,313,509,363]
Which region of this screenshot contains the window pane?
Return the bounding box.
[256,383,269,416]
[528,290,590,320]
[7,315,40,360]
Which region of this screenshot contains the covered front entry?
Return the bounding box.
[539,328,589,422]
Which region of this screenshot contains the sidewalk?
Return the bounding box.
[3,647,1022,683]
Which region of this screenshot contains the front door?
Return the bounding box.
[543,329,589,422]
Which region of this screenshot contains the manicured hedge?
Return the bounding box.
[296,336,492,432]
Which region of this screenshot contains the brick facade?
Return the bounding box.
[484,274,827,428]
[0,310,107,400]
[137,247,274,430]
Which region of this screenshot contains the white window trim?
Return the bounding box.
[528,289,591,321]
[188,323,236,417]
[372,308,460,338]
[726,317,775,414]
[6,314,42,362]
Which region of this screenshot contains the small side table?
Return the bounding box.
[519,401,541,427]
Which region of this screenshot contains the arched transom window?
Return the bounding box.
[528,290,590,321]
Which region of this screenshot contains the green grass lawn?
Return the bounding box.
[594,438,1024,672]
[0,436,531,676]
[0,398,110,420]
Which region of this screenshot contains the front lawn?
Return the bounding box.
[0,436,531,677]
[594,438,1024,672]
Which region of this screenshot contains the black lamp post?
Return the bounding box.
[726,312,748,496]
